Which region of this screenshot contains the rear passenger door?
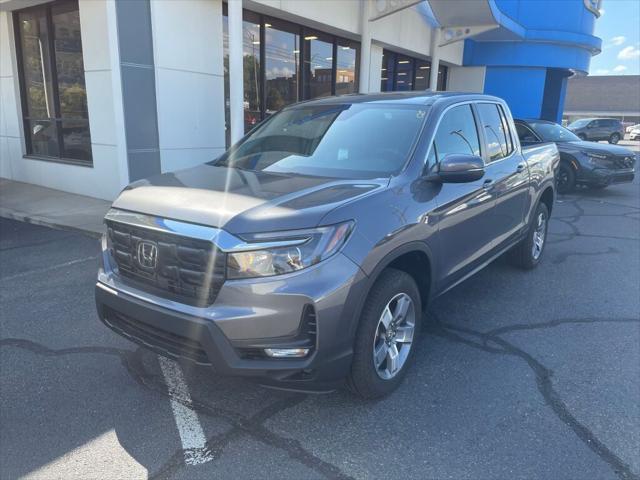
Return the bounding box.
[590,120,604,140]
[429,104,497,292]
[476,103,529,250]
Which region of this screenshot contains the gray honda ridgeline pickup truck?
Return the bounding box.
[96,92,559,398]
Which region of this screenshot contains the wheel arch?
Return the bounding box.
[559,152,580,172]
[346,242,435,340]
[539,185,555,215]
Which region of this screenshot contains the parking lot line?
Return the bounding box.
[158,356,213,465]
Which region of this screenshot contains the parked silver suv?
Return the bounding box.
[96,93,559,398]
[567,118,625,144]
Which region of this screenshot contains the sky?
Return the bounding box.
[589,0,640,75]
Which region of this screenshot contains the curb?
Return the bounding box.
[0,209,104,239]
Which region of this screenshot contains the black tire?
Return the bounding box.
[557,161,576,194]
[578,133,587,141]
[608,133,620,144]
[347,269,422,399]
[509,202,550,270]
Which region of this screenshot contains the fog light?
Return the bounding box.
[264,348,310,358]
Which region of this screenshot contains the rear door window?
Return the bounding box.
[476,103,511,162]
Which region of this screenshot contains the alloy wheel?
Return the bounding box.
[372,293,416,380]
[532,211,547,260]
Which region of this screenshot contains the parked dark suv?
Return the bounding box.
[516,119,635,193]
[567,118,625,144]
[96,92,559,398]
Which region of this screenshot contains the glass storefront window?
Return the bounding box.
[336,41,357,95]
[395,56,414,91]
[14,0,92,164]
[304,32,333,99]
[243,13,261,131]
[265,19,300,115]
[438,64,448,91]
[414,60,430,90]
[222,8,360,147]
[222,13,230,146]
[380,50,393,92]
[380,49,444,93]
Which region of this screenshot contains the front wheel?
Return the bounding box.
[557,162,576,194]
[347,269,421,399]
[509,202,550,270]
[609,133,620,144]
[578,133,587,141]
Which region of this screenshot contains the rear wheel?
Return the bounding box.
[609,133,620,144]
[557,162,576,194]
[509,202,549,270]
[348,269,421,399]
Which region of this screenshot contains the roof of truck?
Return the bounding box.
[284,91,504,108]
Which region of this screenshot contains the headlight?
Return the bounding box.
[586,152,608,166]
[226,221,354,279]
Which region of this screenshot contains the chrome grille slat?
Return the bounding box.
[106,220,226,306]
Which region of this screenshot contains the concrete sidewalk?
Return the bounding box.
[0,178,109,237]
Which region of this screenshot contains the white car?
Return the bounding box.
[630,128,640,141]
[626,123,640,133]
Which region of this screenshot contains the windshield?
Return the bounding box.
[214,103,428,179]
[529,121,581,142]
[568,119,590,128]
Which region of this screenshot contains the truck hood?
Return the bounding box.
[112,164,386,234]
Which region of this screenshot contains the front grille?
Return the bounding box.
[613,155,636,170]
[107,220,226,306]
[103,307,211,364]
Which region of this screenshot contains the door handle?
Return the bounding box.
[482,179,494,190]
[516,163,526,172]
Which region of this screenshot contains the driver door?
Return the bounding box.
[429,104,497,293]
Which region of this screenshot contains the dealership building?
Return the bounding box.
[0,0,603,200]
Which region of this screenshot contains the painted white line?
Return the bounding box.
[0,256,98,281]
[158,356,213,465]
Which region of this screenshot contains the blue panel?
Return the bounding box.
[464,40,593,74]
[483,67,547,119]
[459,0,602,126]
[494,0,596,35]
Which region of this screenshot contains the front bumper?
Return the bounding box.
[96,250,368,391]
[577,166,635,186]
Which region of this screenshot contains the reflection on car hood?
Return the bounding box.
[112,164,386,234]
[560,141,635,157]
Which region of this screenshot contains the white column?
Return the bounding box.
[429,27,441,91]
[150,0,225,173]
[358,0,371,93]
[228,0,244,143]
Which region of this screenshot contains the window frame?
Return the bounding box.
[497,104,514,155]
[13,0,93,167]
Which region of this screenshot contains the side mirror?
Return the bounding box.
[428,154,485,183]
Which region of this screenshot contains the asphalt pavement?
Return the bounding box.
[1,171,639,479]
